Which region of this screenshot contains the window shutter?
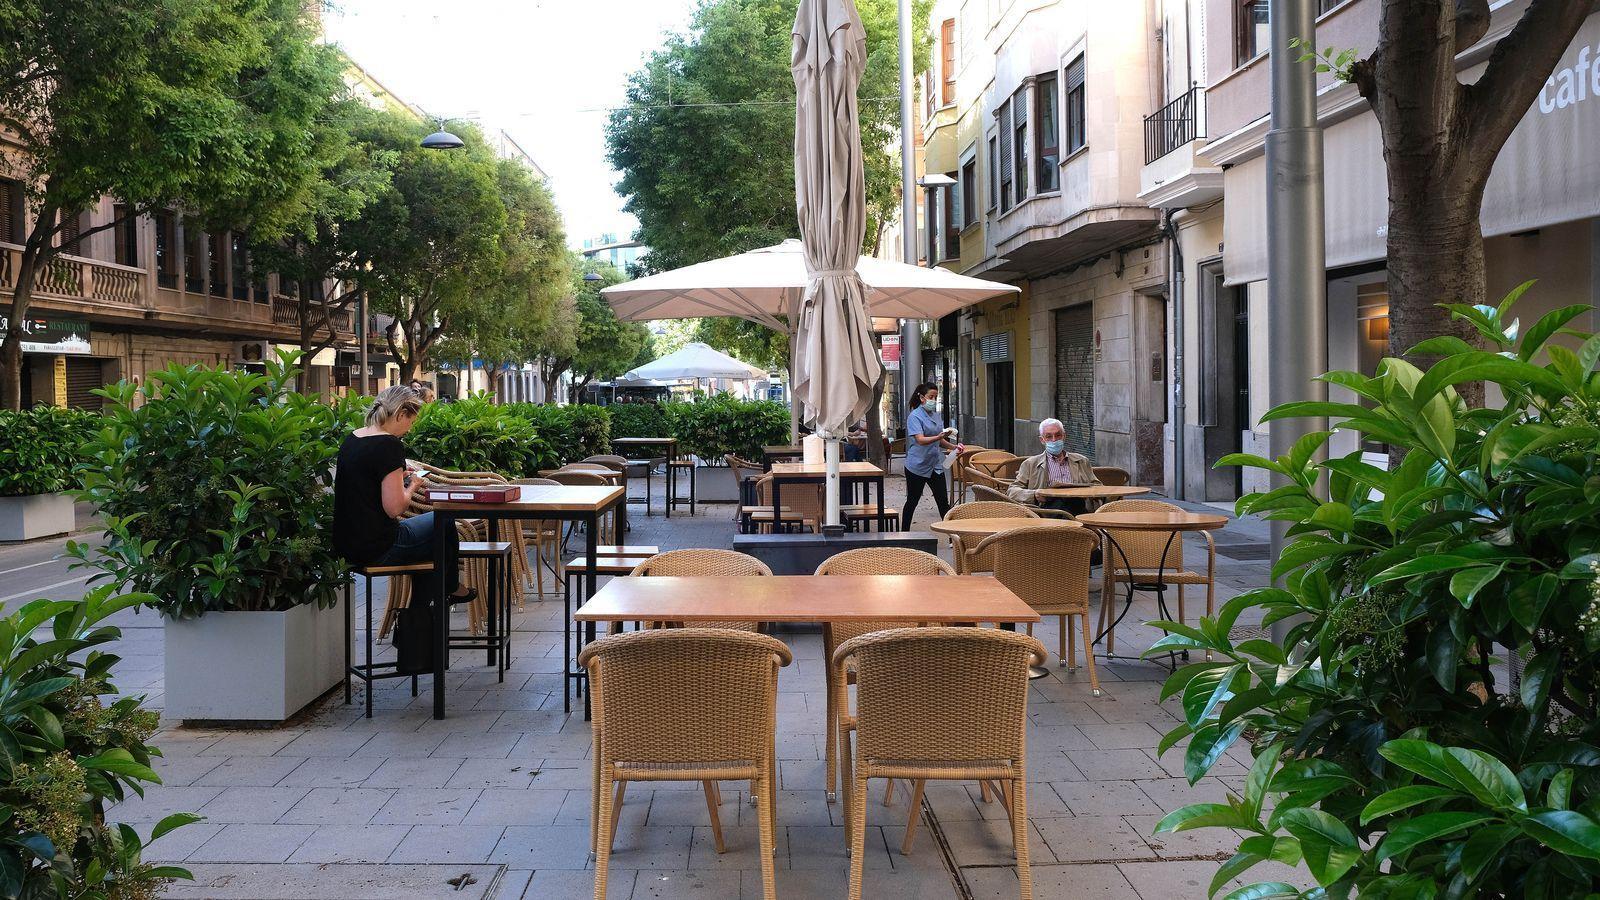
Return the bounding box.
[988,137,999,210]
[1065,54,1085,93]
[0,181,15,244]
[941,19,957,105]
[999,104,1013,197]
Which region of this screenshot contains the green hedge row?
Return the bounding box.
[0,406,100,496]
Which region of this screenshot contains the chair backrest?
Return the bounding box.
[970,484,1012,504]
[725,454,764,482]
[815,547,955,577]
[944,500,1037,521]
[977,524,1098,614]
[1096,499,1185,569]
[1093,466,1131,487]
[969,450,1022,480]
[557,462,612,473]
[951,447,985,479]
[630,548,774,577]
[754,475,823,523]
[582,455,629,471]
[837,627,1044,764]
[580,628,791,766]
[511,477,561,486]
[549,470,609,487]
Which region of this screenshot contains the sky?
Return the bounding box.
[323,0,701,250]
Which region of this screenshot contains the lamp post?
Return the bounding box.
[421,118,465,150]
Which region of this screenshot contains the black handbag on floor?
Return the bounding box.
[393,599,436,675]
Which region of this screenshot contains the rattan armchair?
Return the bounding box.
[940,501,1038,575]
[977,524,1101,695]
[950,446,986,503]
[1092,466,1131,486]
[1094,499,1216,655]
[581,628,791,900]
[971,483,1074,520]
[511,477,564,598]
[548,469,619,545]
[581,454,629,471]
[835,628,1046,899]
[814,547,955,801]
[968,449,1023,481]
[628,549,772,631]
[745,474,821,534]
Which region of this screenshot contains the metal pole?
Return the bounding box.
[357,289,369,396]
[1167,212,1186,500]
[1267,0,1328,637]
[897,0,921,430]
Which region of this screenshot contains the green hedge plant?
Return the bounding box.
[0,407,98,497]
[1149,284,1600,898]
[0,587,196,897]
[505,403,610,463]
[606,402,668,442]
[662,395,789,461]
[70,353,358,620]
[404,395,555,477]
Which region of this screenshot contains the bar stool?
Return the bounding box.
[562,554,654,715]
[453,540,515,682]
[345,561,431,718]
[667,457,696,516]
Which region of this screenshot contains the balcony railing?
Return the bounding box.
[0,245,148,308]
[272,294,352,333]
[1144,86,1204,165]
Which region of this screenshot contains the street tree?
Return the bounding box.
[1338,1,1592,366]
[0,0,343,409]
[540,261,651,403]
[693,317,788,370]
[339,120,509,383]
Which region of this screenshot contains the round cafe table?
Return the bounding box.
[1075,509,1227,668]
[1033,484,1150,503]
[930,516,1079,679]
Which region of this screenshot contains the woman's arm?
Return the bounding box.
[380,467,424,518]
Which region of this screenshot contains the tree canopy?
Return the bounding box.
[540,260,652,402]
[0,0,344,408]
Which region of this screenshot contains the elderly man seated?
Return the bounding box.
[1007,418,1100,514]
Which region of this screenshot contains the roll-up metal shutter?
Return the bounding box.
[65,357,104,410]
[1053,305,1095,458]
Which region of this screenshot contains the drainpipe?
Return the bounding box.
[1267,0,1328,637]
[1164,209,1186,500]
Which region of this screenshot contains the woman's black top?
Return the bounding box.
[333,432,406,565]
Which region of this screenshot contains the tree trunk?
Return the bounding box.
[0,239,43,410]
[1384,173,1488,369]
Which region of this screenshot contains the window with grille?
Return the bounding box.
[1064,55,1086,154]
[961,156,977,229]
[0,179,22,245]
[943,171,960,259]
[57,212,82,253]
[1237,0,1269,66]
[1034,72,1059,191]
[208,232,226,297]
[940,19,956,105]
[231,233,249,300]
[998,106,1014,211]
[1012,87,1028,201]
[987,136,999,211]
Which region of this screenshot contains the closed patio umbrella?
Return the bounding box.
[791,0,878,529]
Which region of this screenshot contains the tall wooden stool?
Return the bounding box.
[453,540,515,682]
[563,554,654,716]
[667,458,696,517]
[345,561,431,718]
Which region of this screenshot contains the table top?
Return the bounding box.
[1075,510,1229,532]
[1034,485,1151,500]
[928,517,1080,538]
[770,461,885,477]
[431,484,624,514]
[575,575,1039,624]
[611,436,676,446]
[762,445,803,454]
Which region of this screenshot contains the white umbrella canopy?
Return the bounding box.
[625,342,766,382]
[601,239,1019,329]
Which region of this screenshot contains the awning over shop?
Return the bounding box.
[1221,14,1600,287]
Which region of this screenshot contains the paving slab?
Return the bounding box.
[165,863,505,899]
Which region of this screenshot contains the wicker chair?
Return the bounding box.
[950,446,986,503]
[746,474,821,534]
[629,549,772,631]
[814,547,955,801]
[725,454,766,524]
[1094,499,1217,655]
[836,628,1046,899]
[1092,466,1131,487]
[581,628,790,900]
[548,469,619,544]
[511,477,564,598]
[977,525,1102,694]
[940,501,1038,575]
[971,483,1074,521]
[582,454,629,471]
[968,449,1022,481]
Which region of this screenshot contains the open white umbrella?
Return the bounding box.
[625,342,767,382]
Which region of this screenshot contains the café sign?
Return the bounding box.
[0,317,92,355]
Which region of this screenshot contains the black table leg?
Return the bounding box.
[583,619,596,720]
[563,563,573,714]
[432,512,452,719]
[876,475,885,530]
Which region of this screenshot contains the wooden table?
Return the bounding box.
[769,461,887,531]
[1075,509,1227,668]
[429,484,626,719]
[576,574,1040,798]
[761,444,803,467]
[611,437,679,517]
[1034,485,1151,502]
[928,517,1080,541]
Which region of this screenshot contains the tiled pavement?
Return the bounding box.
[6,477,1308,899]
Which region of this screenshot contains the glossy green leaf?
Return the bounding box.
[1520,810,1600,860]
[1547,769,1574,811]
[1182,664,1243,728]
[1375,812,1497,862]
[1459,824,1520,883]
[1186,721,1246,785]
[1447,566,1500,606]
[1279,807,1359,885]
[151,813,204,843]
[1220,884,1300,900]
[1155,802,1251,833]
[1360,785,1462,825]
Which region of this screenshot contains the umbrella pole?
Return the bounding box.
[824,436,842,531]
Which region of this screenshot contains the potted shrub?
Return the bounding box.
[70,354,358,723]
[404,395,555,476]
[0,406,96,541]
[1149,287,1600,896]
[0,587,196,896]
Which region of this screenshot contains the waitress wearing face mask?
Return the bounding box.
[901,383,962,529]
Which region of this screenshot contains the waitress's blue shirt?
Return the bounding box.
[905,404,945,477]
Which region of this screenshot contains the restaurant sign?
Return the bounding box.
[0,316,92,355]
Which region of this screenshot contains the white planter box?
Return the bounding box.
[0,492,74,542]
[163,597,346,723]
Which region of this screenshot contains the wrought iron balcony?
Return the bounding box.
[1144,86,1204,165]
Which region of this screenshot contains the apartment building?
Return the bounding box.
[1143,0,1600,502]
[917,0,1169,484]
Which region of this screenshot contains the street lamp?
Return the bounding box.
[421,119,465,150]
[582,272,603,283]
